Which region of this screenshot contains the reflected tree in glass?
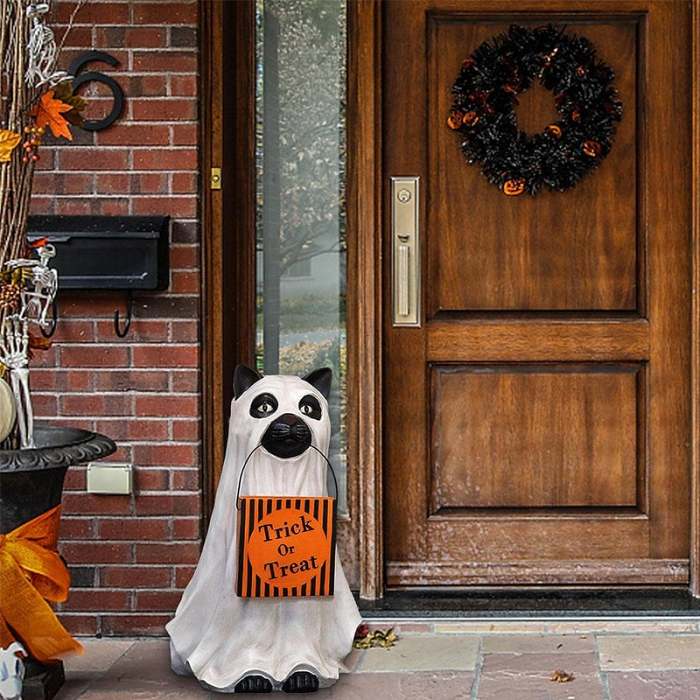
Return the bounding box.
[255,0,348,511]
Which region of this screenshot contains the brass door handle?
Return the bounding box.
[392,177,420,327]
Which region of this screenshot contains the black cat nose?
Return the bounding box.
[262,413,312,459]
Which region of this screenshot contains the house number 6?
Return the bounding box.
[68,51,125,131]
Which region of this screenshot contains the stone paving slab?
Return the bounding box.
[481,651,599,676]
[481,634,595,655]
[357,635,479,673]
[477,671,605,700]
[607,670,700,700]
[599,634,700,670]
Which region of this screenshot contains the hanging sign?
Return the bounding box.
[236,496,336,598]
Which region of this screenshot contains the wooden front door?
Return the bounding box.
[383,0,692,587]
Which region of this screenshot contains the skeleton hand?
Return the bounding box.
[0,318,29,371]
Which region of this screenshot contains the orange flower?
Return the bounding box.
[545,124,562,138]
[462,111,479,127]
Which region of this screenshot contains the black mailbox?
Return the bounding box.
[27,215,170,291]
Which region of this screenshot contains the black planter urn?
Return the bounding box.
[0,422,116,700]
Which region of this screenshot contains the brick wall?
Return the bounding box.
[30,0,202,636]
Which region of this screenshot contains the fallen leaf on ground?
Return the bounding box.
[352,628,398,650]
[550,669,575,683]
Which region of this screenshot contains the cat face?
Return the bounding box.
[233,366,332,459]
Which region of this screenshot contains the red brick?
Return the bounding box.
[54,2,130,24]
[32,394,58,417]
[172,517,200,540]
[123,74,168,97]
[170,469,200,491]
[96,26,167,48]
[30,345,57,368]
[61,345,129,368]
[102,614,170,636]
[94,370,169,392]
[133,443,198,468]
[29,196,56,214]
[63,589,130,612]
[96,198,130,216]
[170,245,199,269]
[60,541,132,564]
[62,494,132,516]
[172,419,200,441]
[134,468,170,490]
[98,518,169,540]
[133,3,197,25]
[95,173,130,193]
[60,517,94,538]
[170,76,197,97]
[133,51,196,73]
[52,320,95,342]
[131,173,168,194]
[133,149,197,170]
[101,566,172,589]
[171,173,198,195]
[170,270,199,293]
[170,322,199,343]
[60,393,132,417]
[63,468,87,491]
[134,494,200,516]
[60,149,129,171]
[175,566,196,588]
[131,99,197,122]
[31,369,93,392]
[57,614,98,636]
[56,198,93,215]
[135,590,182,611]
[135,394,198,417]
[132,344,198,368]
[135,542,200,564]
[98,125,170,147]
[96,319,169,342]
[132,196,196,218]
[61,26,93,48]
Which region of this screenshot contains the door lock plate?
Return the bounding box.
[391,177,420,327]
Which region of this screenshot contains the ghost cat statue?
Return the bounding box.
[167,365,361,693]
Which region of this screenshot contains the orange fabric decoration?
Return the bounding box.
[0,505,83,661]
[34,91,73,141]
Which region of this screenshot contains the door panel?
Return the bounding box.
[384,0,691,586]
[429,18,638,311]
[430,364,640,510]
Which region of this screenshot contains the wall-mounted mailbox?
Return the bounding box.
[27,215,170,291]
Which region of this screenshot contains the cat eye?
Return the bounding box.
[299,394,322,420]
[250,393,278,419]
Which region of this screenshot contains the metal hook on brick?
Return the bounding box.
[114,291,133,338]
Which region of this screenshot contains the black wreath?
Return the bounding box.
[448,24,623,196]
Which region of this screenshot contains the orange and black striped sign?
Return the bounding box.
[236,496,336,598]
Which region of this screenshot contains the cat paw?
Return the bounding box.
[234,674,273,693]
[282,671,319,693]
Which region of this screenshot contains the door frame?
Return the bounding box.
[200,0,700,600]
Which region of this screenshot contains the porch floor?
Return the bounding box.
[53,618,700,699]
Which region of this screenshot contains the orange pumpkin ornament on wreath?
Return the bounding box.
[448,23,622,195]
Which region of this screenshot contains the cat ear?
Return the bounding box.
[234,364,262,400]
[303,367,332,401]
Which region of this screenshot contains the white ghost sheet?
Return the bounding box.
[166,374,361,691]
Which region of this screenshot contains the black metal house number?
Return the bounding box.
[68,51,125,131]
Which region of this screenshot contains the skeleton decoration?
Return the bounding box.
[0,642,25,700]
[168,367,361,693]
[25,2,69,88]
[0,243,58,448]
